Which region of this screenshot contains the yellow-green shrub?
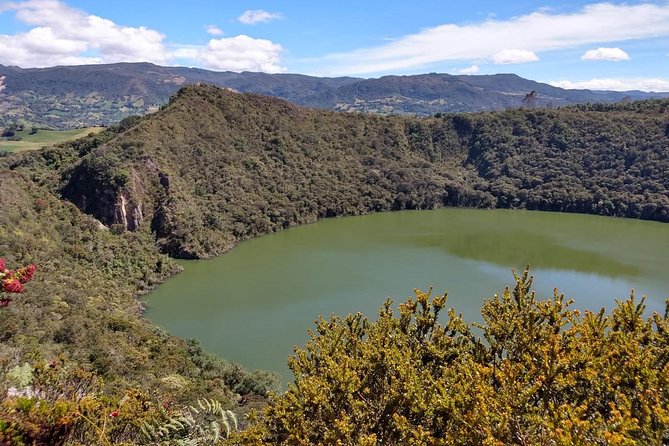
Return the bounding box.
[238,270,669,445]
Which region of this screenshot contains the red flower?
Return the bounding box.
[18,264,36,284]
[110,410,120,417]
[2,278,23,294]
[1,260,37,307]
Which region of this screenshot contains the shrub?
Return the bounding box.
[239,269,669,445]
[0,258,37,307]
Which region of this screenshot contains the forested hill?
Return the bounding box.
[1,62,668,129]
[0,85,668,443]
[7,85,669,261]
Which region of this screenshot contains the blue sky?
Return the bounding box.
[1,0,668,91]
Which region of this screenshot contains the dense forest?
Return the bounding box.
[0,86,668,443]
[9,85,667,259]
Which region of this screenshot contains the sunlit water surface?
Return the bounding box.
[145,209,669,381]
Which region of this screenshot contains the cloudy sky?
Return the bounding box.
[1,0,668,91]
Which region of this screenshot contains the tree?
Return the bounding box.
[1,125,16,138]
[238,269,669,445]
[521,90,538,108]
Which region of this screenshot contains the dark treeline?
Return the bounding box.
[452,101,669,219]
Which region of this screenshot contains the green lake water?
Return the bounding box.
[145,208,669,382]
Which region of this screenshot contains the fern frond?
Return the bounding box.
[225,409,238,431]
[141,398,238,445]
[210,421,221,442]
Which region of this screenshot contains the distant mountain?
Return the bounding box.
[1,62,667,129]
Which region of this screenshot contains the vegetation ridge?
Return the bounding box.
[10,84,665,259]
[0,85,667,444]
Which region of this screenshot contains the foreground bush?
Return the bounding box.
[1,269,667,444]
[0,358,243,445]
[239,270,669,445]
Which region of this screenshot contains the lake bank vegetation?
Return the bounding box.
[0,86,667,443]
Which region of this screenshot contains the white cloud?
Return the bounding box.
[171,45,200,60]
[458,64,479,74]
[581,47,629,61]
[192,35,285,73]
[491,49,538,64]
[0,1,286,73]
[314,2,669,75]
[238,9,282,25]
[205,25,224,36]
[0,0,169,67]
[550,78,669,92]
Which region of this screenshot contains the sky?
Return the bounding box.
[0,0,668,91]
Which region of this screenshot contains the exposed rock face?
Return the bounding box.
[62,150,146,231]
[115,192,144,231]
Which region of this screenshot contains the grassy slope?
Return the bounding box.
[0,127,104,152]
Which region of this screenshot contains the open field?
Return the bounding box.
[0,126,104,152]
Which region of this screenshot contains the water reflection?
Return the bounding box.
[146,209,669,381]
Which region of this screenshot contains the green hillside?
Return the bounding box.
[2,63,667,129]
[0,169,278,406]
[0,86,668,444]
[16,85,665,260]
[0,127,104,153]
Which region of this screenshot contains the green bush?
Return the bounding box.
[239,270,669,445]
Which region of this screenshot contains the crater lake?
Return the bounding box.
[145,208,669,381]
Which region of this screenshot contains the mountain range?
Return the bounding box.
[1,62,668,129]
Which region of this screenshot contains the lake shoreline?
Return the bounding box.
[144,208,669,379]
